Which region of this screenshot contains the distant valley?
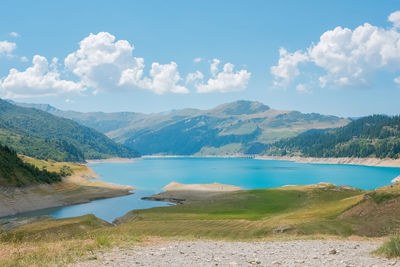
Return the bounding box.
[15,100,350,156]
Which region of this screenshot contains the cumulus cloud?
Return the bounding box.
[0,55,84,98]
[196,60,251,93]
[9,32,20,38]
[65,32,140,89]
[186,71,204,83]
[65,32,188,94]
[389,11,400,28]
[20,56,29,62]
[296,84,310,94]
[271,11,400,88]
[0,41,16,56]
[394,76,400,85]
[210,58,220,77]
[270,48,308,86]
[121,61,188,94]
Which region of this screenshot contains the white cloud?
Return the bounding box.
[137,62,189,94]
[296,84,310,94]
[193,57,202,63]
[9,32,20,38]
[271,11,400,88]
[196,61,251,93]
[389,11,400,28]
[270,48,308,86]
[20,56,29,62]
[210,58,220,77]
[186,71,204,83]
[65,32,140,89]
[65,32,188,94]
[0,41,16,56]
[0,55,84,98]
[394,76,400,85]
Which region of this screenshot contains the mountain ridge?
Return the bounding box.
[12,100,350,156]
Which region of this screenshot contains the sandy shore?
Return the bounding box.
[73,240,397,267]
[256,155,400,168]
[86,157,139,164]
[0,169,134,218]
[145,154,400,167]
[163,182,241,192]
[142,154,252,159]
[140,182,241,207]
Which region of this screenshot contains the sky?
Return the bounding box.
[0,0,400,117]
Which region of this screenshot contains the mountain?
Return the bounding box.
[265,115,400,158]
[0,99,139,162]
[0,145,61,186]
[17,100,350,156]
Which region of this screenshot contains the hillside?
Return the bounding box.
[265,115,400,158]
[0,145,61,186]
[0,99,139,162]
[17,100,350,155]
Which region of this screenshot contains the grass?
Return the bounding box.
[19,155,88,174]
[3,183,400,265]
[0,215,141,266]
[117,185,364,239]
[374,236,400,258]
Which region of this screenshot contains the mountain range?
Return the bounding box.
[15,100,350,155]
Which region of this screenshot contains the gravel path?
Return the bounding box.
[73,240,399,267]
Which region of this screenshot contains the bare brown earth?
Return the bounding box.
[0,169,134,218]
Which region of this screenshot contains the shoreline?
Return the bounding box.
[255,155,400,168]
[144,154,400,167]
[86,157,139,164]
[0,168,134,218]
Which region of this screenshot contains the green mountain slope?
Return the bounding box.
[0,145,61,186]
[265,115,400,158]
[0,99,139,162]
[16,100,350,155]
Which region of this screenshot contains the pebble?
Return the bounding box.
[71,240,400,267]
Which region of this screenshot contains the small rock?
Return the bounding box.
[273,225,292,233]
[295,259,305,263]
[272,260,281,265]
[329,249,337,255]
[247,259,260,265]
[389,261,397,266]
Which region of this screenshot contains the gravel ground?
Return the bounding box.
[73,240,399,267]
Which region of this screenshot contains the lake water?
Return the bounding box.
[44,158,400,222]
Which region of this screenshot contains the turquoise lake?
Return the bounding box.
[42,158,400,222]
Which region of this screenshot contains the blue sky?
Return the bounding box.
[0,0,399,117]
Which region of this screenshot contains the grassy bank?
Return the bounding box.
[3,182,400,265]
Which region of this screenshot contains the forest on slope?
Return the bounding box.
[0,99,139,162]
[0,145,61,186]
[265,115,400,159]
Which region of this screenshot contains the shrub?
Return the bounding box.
[375,236,400,257]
